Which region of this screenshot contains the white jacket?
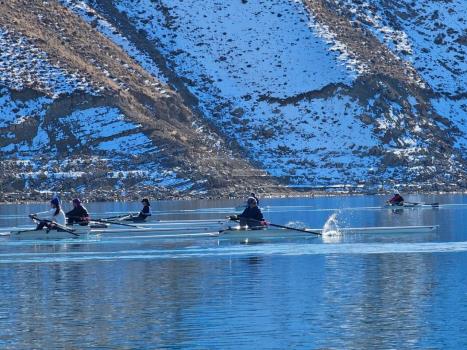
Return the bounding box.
[35,208,66,226]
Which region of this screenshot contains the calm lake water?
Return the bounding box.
[0,194,466,349]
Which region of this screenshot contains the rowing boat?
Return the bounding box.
[126,219,227,229]
[6,221,438,240]
[94,218,227,228]
[91,225,222,235]
[384,202,439,209]
[217,225,438,240]
[10,225,92,240]
[5,221,228,239]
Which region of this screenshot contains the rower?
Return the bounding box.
[250,192,259,206]
[230,197,265,229]
[125,198,152,222]
[66,198,90,225]
[387,190,404,206]
[29,197,66,230]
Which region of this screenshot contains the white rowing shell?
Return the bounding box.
[7,224,438,240]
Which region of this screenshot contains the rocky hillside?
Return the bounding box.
[0,0,465,199]
[0,0,281,200]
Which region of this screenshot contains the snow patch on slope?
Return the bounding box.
[329,0,466,95]
[104,0,380,185]
[0,28,97,97]
[1,99,192,190]
[59,0,168,84]
[432,98,467,153]
[330,0,466,155]
[57,106,142,141]
[0,87,52,128]
[115,0,355,97]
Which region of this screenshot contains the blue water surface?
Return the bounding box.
[0,194,466,349]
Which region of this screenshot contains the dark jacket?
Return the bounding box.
[238,206,263,221]
[138,205,151,219]
[389,194,404,204]
[66,205,89,224]
[66,205,89,219]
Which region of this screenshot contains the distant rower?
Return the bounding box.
[387,190,404,206]
[126,198,152,222]
[230,197,264,228]
[66,198,90,225]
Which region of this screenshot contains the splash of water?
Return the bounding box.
[285,221,307,230]
[322,212,341,237]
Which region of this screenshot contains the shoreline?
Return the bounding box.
[1,189,466,205]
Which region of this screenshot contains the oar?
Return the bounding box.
[92,219,144,228]
[229,217,321,236]
[404,202,440,207]
[100,213,134,220]
[30,215,79,236]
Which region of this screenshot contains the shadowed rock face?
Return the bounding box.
[0,0,465,200]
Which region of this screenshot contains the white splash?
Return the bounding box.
[285,221,307,230]
[322,212,341,237]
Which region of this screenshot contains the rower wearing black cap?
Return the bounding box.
[125,198,152,222]
[230,197,264,228]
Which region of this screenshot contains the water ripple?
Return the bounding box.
[1,241,467,264]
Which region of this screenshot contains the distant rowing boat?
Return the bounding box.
[384,202,439,209]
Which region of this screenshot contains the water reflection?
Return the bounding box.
[0,195,466,348]
[319,254,439,348]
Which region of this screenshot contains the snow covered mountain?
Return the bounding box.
[0,0,465,199]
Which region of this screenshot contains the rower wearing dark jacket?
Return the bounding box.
[126,198,152,222]
[66,198,90,225]
[230,197,264,228]
[387,190,404,206]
